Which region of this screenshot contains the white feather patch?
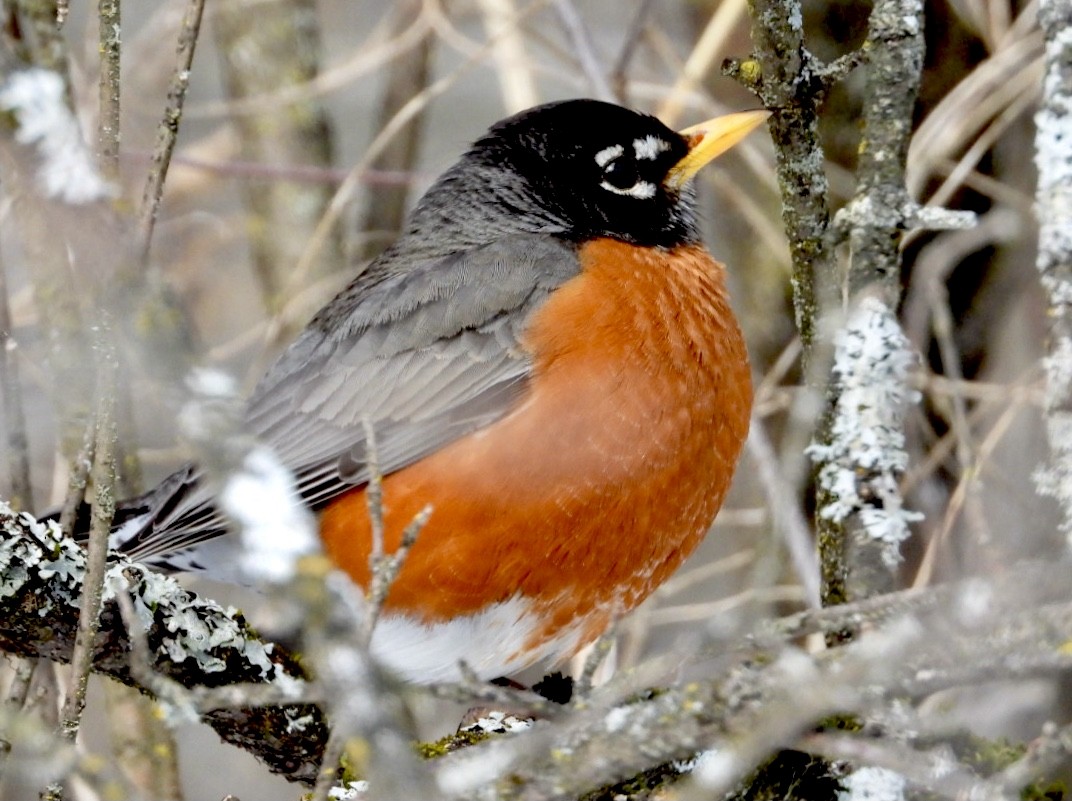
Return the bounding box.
[633,134,670,160]
[594,144,624,167]
[370,596,585,682]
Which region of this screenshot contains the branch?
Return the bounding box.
[4,498,1072,798]
[808,297,922,610]
[57,329,118,744]
[1032,0,1072,539]
[356,0,432,262]
[136,0,207,262]
[0,502,328,784]
[97,0,121,179]
[726,0,837,359]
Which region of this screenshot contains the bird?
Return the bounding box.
[96,99,765,684]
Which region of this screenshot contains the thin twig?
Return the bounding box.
[0,656,36,778]
[361,416,386,591]
[107,580,184,799]
[900,367,1040,496]
[3,657,35,711]
[644,585,806,627]
[360,417,432,643]
[573,626,617,698]
[746,415,821,607]
[309,731,346,801]
[137,0,207,262]
[56,419,95,542]
[58,330,118,744]
[551,0,613,101]
[113,586,165,693]
[658,0,747,126]
[913,396,1022,587]
[0,243,32,511]
[609,0,656,101]
[364,506,432,643]
[357,0,432,261]
[97,0,121,178]
[426,673,564,719]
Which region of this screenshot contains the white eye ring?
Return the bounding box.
[600,179,657,199]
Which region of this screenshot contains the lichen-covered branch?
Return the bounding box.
[842,0,924,302]
[815,0,926,610]
[1032,0,1072,541]
[0,502,328,783]
[727,0,837,357]
[4,499,1071,798]
[440,570,1072,801]
[97,0,120,178]
[738,0,974,615]
[809,297,922,608]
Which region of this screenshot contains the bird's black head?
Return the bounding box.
[471,100,696,249]
[397,100,767,257]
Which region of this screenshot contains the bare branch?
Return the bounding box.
[478,0,540,112]
[58,331,117,744]
[136,0,206,262]
[0,245,32,512]
[356,0,432,261]
[552,0,614,101]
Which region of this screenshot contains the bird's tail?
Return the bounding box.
[52,463,229,573]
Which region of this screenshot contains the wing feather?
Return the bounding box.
[121,234,581,564]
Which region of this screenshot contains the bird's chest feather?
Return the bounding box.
[320,238,751,680]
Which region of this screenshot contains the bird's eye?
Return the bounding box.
[594,148,658,200]
[602,158,638,190]
[599,159,657,199]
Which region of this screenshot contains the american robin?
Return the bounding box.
[101,99,765,683]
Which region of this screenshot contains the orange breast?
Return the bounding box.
[319,238,752,656]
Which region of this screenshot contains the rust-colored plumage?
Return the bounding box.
[320,239,751,664]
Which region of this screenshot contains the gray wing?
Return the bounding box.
[116,234,580,564]
[248,233,581,508]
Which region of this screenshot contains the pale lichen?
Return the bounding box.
[329,780,370,799]
[1,501,278,680]
[0,69,115,204]
[838,766,907,801]
[807,298,923,567]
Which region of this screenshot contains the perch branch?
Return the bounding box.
[0,503,327,784]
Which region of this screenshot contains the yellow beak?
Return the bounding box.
[665,109,770,190]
